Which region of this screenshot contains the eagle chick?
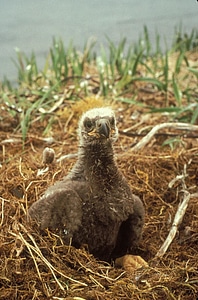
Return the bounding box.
[28,107,145,262]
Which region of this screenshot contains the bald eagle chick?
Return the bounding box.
[28,107,145,262]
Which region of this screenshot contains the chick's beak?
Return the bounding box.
[96,119,110,138]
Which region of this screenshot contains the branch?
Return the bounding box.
[155,190,190,258]
[131,122,198,152]
[155,163,191,258]
[119,130,198,139]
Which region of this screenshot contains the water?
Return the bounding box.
[0,0,197,83]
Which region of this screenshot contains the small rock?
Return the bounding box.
[42,147,55,164]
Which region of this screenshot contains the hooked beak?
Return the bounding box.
[96,119,110,138]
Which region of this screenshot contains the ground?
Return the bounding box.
[0,93,198,300]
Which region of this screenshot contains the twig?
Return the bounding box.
[89,274,105,289]
[76,256,125,282]
[155,164,191,258]
[57,153,78,163]
[155,190,190,258]
[0,197,6,227]
[131,122,198,152]
[119,130,198,139]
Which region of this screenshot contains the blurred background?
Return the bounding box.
[0,0,197,83]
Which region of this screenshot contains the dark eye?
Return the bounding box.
[110,117,115,127]
[84,118,93,131]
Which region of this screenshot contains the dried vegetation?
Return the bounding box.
[1,96,198,299]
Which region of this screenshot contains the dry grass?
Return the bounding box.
[1,98,198,300]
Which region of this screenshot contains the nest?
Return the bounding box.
[0,101,198,299]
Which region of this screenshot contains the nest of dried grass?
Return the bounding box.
[1,100,198,299]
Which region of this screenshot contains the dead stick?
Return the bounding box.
[155,190,190,258]
[119,130,198,139]
[131,122,198,152]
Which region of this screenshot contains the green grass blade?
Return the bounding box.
[188,67,198,78]
[172,75,182,106]
[132,76,165,90]
[191,103,198,124]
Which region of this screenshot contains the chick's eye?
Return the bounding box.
[84,118,93,130]
[110,117,115,127]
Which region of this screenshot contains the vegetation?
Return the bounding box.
[0,26,198,144]
[0,27,198,300]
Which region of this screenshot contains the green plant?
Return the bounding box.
[13,48,39,85]
[1,26,198,144]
